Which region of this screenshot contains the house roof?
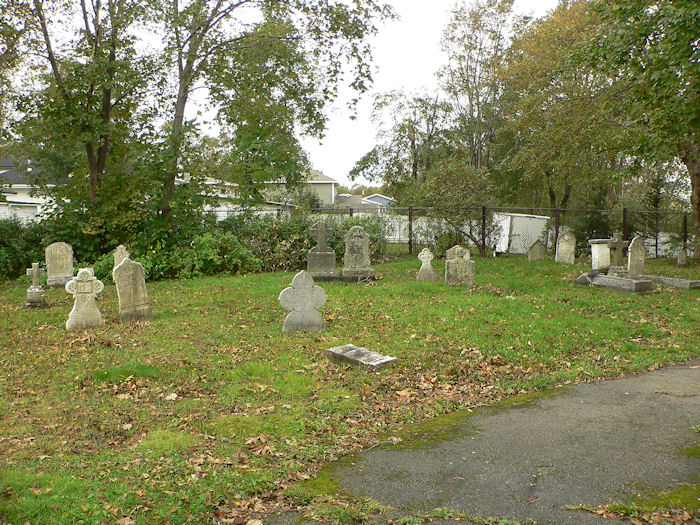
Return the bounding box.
[307,170,339,184]
[363,193,395,204]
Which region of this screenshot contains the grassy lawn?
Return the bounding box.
[0,255,698,524]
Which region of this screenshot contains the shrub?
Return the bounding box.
[0,218,48,280]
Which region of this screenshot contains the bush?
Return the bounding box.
[0,218,48,280]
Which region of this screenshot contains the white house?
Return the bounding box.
[0,158,55,221]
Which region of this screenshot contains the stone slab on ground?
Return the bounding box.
[283,361,698,525]
[641,274,700,290]
[324,344,396,369]
[575,272,653,293]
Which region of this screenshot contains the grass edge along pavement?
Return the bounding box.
[0,255,698,524]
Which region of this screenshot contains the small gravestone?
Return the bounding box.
[325,344,396,369]
[445,249,475,287]
[417,248,439,281]
[342,226,375,280]
[45,242,74,287]
[307,221,337,279]
[113,245,130,269]
[446,245,470,261]
[607,232,629,268]
[627,236,645,278]
[113,257,153,323]
[677,250,687,267]
[588,239,611,271]
[25,263,46,308]
[65,268,105,330]
[528,239,545,262]
[278,270,327,333]
[555,232,576,264]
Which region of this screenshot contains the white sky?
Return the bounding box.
[300,0,560,188]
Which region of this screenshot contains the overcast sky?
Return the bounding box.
[299,0,560,188]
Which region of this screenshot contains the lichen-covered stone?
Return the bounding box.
[45,242,73,287]
[65,268,105,330]
[113,257,153,323]
[417,248,439,281]
[278,271,327,333]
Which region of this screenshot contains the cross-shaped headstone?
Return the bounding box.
[607,232,629,267]
[310,221,333,251]
[278,270,327,333]
[417,248,439,281]
[26,263,45,288]
[65,268,105,330]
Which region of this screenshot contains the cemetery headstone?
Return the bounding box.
[341,226,375,280]
[65,268,105,330]
[417,248,439,281]
[677,250,687,267]
[627,235,645,278]
[588,239,611,271]
[307,221,337,279]
[25,263,46,308]
[45,242,74,287]
[607,232,629,268]
[555,232,576,264]
[113,245,130,269]
[113,257,153,323]
[278,270,327,333]
[324,344,396,369]
[445,255,475,287]
[446,245,470,261]
[528,239,546,262]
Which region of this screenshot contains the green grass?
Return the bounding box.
[0,255,698,524]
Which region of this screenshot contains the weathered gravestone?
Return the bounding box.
[677,250,687,267]
[446,245,470,261]
[342,226,375,280]
[627,236,645,278]
[45,242,74,287]
[588,239,611,271]
[278,270,327,333]
[324,344,396,369]
[307,221,337,279]
[416,248,439,281]
[113,245,130,269]
[113,257,153,323]
[65,268,105,331]
[445,249,475,287]
[607,232,629,269]
[528,239,546,262]
[555,232,576,264]
[25,263,46,308]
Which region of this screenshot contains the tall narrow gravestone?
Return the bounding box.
[278,270,327,333]
[446,245,470,261]
[113,257,153,323]
[677,250,687,267]
[416,248,439,281]
[25,263,46,308]
[555,232,576,264]
[342,226,375,280]
[627,236,645,278]
[45,242,74,287]
[445,250,475,287]
[528,239,545,262]
[113,245,130,269]
[65,268,105,331]
[307,221,337,279]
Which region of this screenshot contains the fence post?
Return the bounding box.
[554,208,560,250]
[481,206,487,257]
[622,207,628,239]
[349,208,353,217]
[683,213,688,249]
[408,206,414,255]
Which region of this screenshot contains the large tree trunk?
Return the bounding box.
[679,140,700,258]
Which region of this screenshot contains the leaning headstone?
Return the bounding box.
[113,245,130,269]
[25,263,46,308]
[445,256,475,287]
[446,245,470,261]
[341,226,375,280]
[588,239,611,271]
[65,268,105,330]
[416,248,439,281]
[278,270,327,333]
[607,232,629,268]
[555,232,576,264]
[627,236,645,278]
[113,257,153,323]
[45,242,74,287]
[307,221,337,279]
[528,239,545,262]
[677,249,687,267]
[324,344,396,369]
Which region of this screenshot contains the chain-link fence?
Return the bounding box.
[208,205,696,259]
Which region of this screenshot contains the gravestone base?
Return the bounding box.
[640,275,700,290]
[341,269,376,282]
[324,344,396,369]
[25,286,46,308]
[607,266,628,278]
[574,272,653,293]
[47,276,71,288]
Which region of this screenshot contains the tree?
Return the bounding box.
[590,0,700,252]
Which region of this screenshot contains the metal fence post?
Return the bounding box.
[622,207,628,239]
[408,206,414,255]
[481,206,487,257]
[554,208,560,250]
[349,208,353,217]
[683,213,688,249]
